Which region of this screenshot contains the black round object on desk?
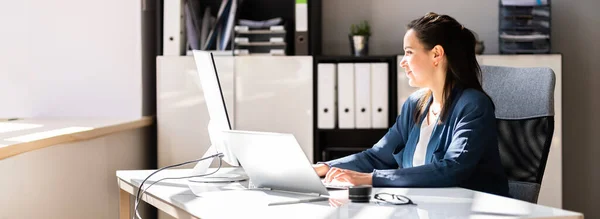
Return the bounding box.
[348,185,372,203]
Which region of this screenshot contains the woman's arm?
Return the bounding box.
[371,98,496,187]
[323,126,401,172]
[322,99,414,173]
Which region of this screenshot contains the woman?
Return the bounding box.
[314,12,509,197]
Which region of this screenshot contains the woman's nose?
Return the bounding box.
[399,58,407,68]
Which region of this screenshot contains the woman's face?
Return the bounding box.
[400,29,436,88]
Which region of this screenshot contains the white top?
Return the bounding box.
[116,168,584,219]
[413,114,435,167]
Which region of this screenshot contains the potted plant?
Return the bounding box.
[349,20,371,56]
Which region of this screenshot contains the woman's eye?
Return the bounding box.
[406,51,412,55]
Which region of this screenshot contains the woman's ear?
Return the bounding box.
[432,45,445,59]
[431,45,445,66]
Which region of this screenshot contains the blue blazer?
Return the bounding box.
[326,87,510,197]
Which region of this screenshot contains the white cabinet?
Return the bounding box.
[234,56,314,162]
[157,55,314,168]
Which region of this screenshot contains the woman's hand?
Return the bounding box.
[324,167,373,186]
[313,163,330,177]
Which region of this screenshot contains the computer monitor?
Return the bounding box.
[188,50,247,183]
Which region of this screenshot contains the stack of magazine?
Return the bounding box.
[184,0,238,53]
[233,18,287,56]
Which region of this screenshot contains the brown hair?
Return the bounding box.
[407,12,491,124]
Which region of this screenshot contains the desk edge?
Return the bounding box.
[118,178,200,219]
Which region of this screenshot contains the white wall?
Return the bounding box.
[0,0,142,118]
[0,1,36,117]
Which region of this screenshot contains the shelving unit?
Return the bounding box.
[313,55,398,162]
[308,0,322,56]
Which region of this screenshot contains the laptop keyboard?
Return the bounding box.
[321,180,352,189]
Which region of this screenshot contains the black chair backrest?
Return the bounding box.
[481,65,556,203]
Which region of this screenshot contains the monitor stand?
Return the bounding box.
[188,145,249,183]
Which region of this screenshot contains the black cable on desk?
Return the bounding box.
[133,153,224,219]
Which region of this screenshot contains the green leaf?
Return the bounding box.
[350,20,371,36]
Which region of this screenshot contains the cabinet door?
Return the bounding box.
[234,56,314,162]
[480,54,562,208]
[156,56,234,167]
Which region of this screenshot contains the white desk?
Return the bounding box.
[117,168,582,219]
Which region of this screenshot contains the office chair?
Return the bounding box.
[481,65,555,203]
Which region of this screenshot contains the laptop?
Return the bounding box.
[220,130,351,201]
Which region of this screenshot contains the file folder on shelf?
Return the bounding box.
[317,63,336,129]
[337,63,355,129]
[294,0,309,55]
[371,63,389,128]
[163,0,185,55]
[354,63,372,129]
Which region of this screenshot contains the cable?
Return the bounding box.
[133,153,224,219]
[134,156,223,219]
[133,153,223,219]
